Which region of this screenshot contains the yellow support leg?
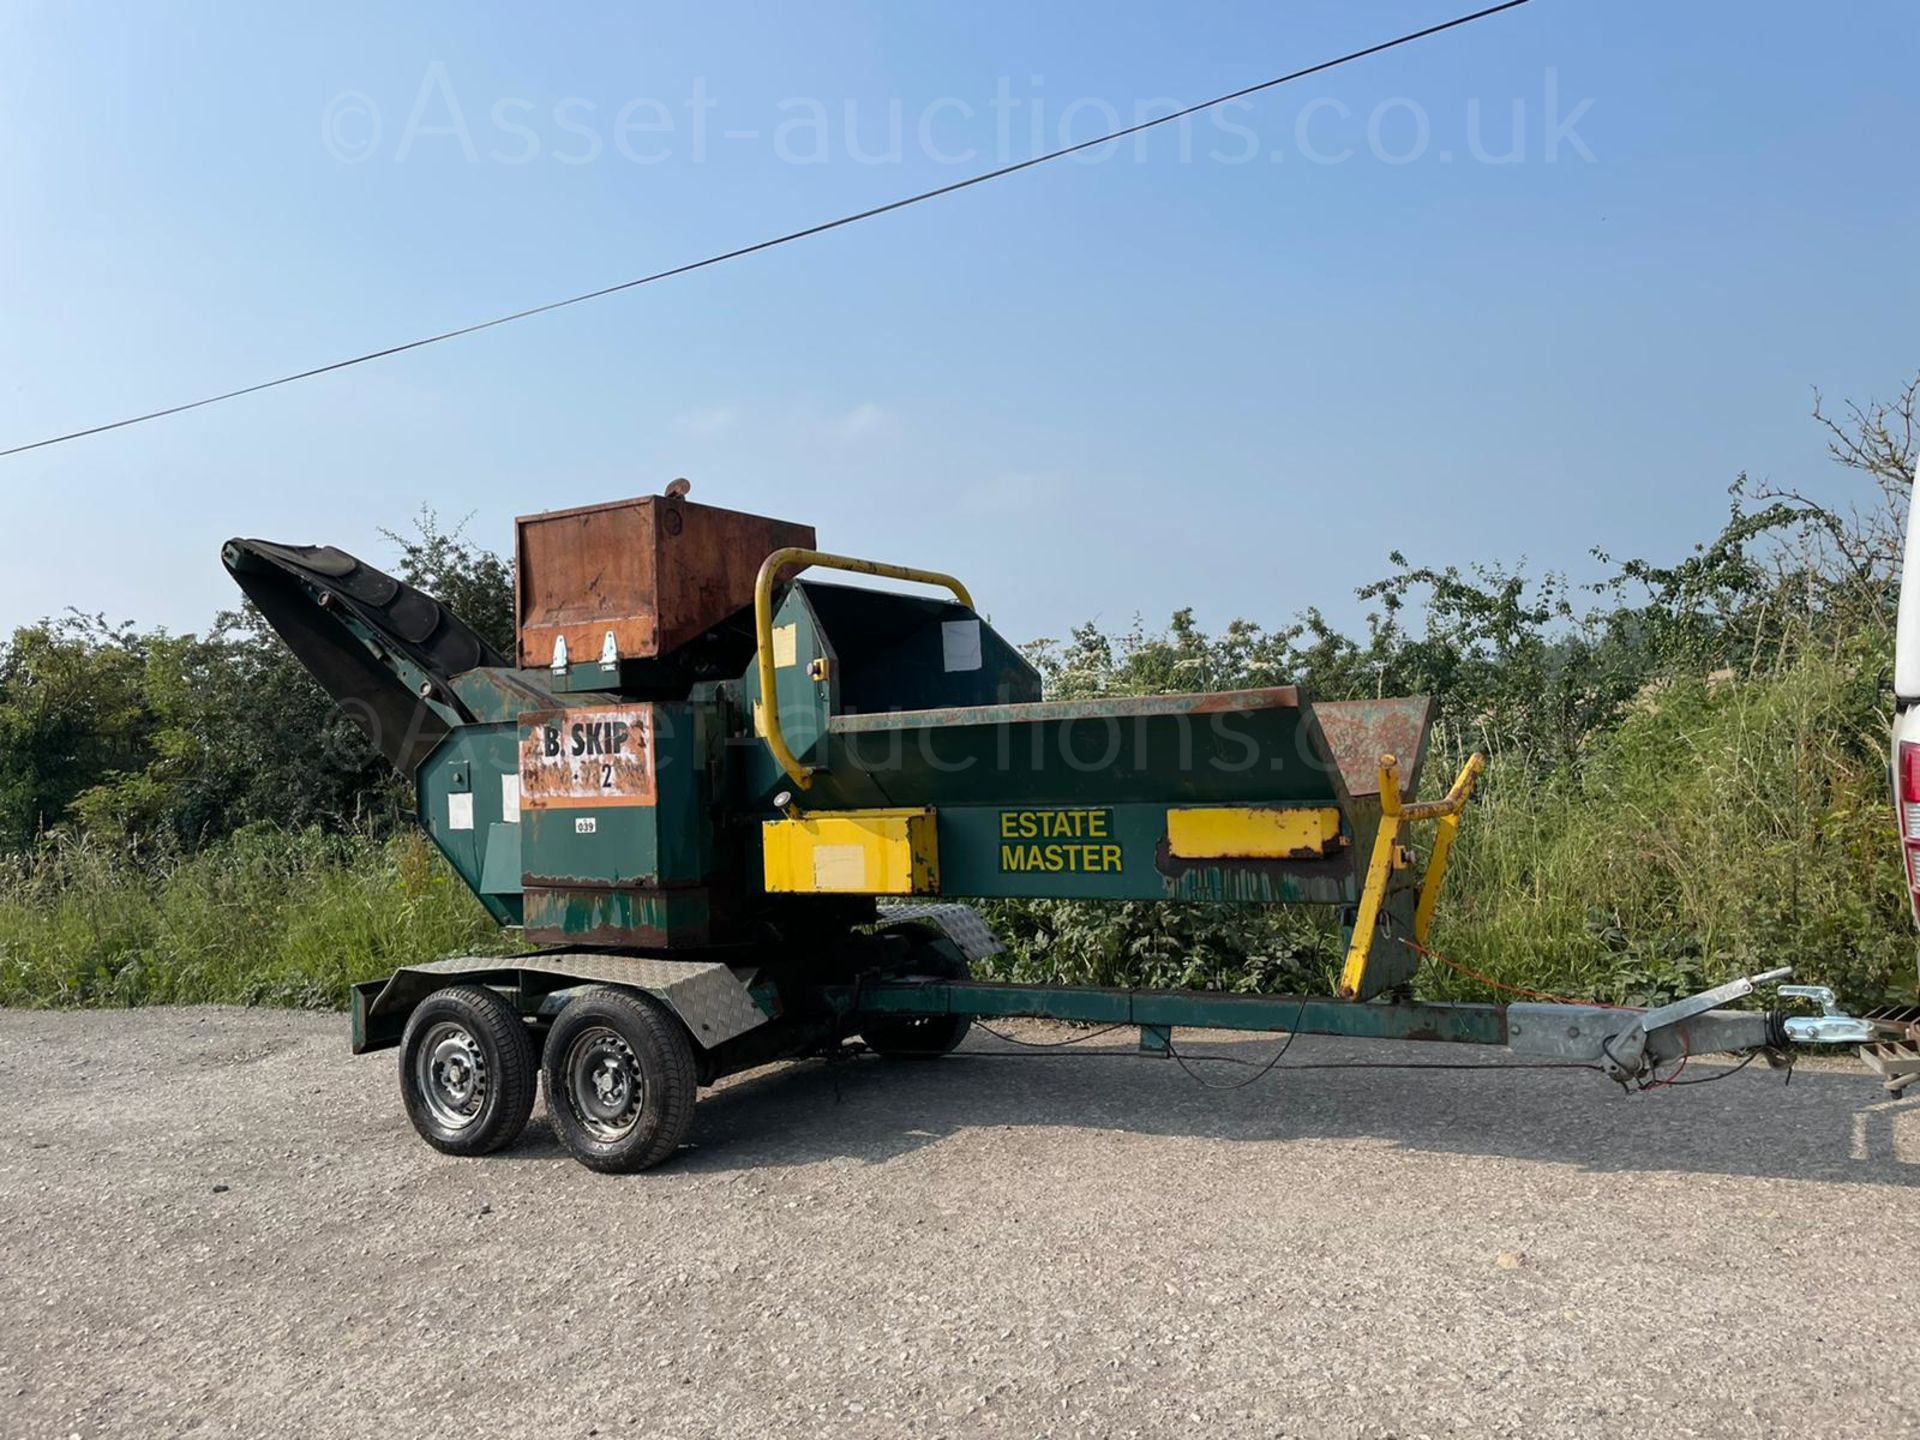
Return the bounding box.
[1338,756,1405,1001]
[1414,809,1463,945]
[1338,751,1486,1000]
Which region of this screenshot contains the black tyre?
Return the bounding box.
[398,984,537,1156]
[860,938,973,1059]
[543,988,698,1173]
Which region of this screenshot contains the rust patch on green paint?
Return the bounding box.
[522,883,710,949]
[828,685,1305,734]
[1152,837,1357,905]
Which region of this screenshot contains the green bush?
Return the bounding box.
[978,896,1342,996]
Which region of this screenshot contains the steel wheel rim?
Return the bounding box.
[565,1025,645,1142]
[415,1020,489,1130]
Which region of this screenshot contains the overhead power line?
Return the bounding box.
[1,0,1531,460]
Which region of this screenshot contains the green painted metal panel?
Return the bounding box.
[930,803,1358,903]
[448,667,564,723]
[799,581,1040,715]
[549,660,628,693]
[732,587,833,769]
[414,723,520,927]
[822,688,1353,811]
[523,804,660,885]
[479,822,522,894]
[731,582,1045,812]
[654,701,715,881]
[1342,889,1421,999]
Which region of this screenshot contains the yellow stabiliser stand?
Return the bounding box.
[1337,752,1487,1000]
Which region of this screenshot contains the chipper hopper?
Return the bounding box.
[223,490,1879,1171]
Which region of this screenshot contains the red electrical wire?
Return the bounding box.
[1401,939,1733,1092]
[1641,1026,1691,1090]
[1398,937,1620,1009]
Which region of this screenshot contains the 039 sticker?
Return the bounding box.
[519,706,657,809]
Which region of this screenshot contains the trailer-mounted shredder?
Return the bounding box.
[222,491,1879,1171]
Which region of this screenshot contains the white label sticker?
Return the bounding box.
[941,619,982,673]
[771,623,799,669]
[575,817,598,835]
[501,774,520,824]
[811,843,868,891]
[448,793,474,831]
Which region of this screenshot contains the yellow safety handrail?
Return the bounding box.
[1337,751,1487,999]
[753,548,976,789]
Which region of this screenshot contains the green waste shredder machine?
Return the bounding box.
[222,491,1879,1171]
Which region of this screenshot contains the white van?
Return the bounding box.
[1897,464,1920,934]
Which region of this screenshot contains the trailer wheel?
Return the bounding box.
[543,988,697,1173]
[398,985,537,1156]
[861,939,973,1059]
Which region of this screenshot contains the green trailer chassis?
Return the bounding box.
[355,954,1865,1079]
[355,968,1508,1057]
[839,978,1508,1047]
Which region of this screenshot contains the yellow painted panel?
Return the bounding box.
[1165,806,1342,860]
[763,808,939,895]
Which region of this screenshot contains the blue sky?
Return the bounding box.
[1,1,1914,648]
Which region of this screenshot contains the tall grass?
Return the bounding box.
[1427,643,1913,1006]
[0,826,512,1009]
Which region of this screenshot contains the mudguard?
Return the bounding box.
[352,952,771,1054]
[875,902,1004,966]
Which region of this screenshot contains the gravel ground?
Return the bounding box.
[0,1006,1913,1439]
